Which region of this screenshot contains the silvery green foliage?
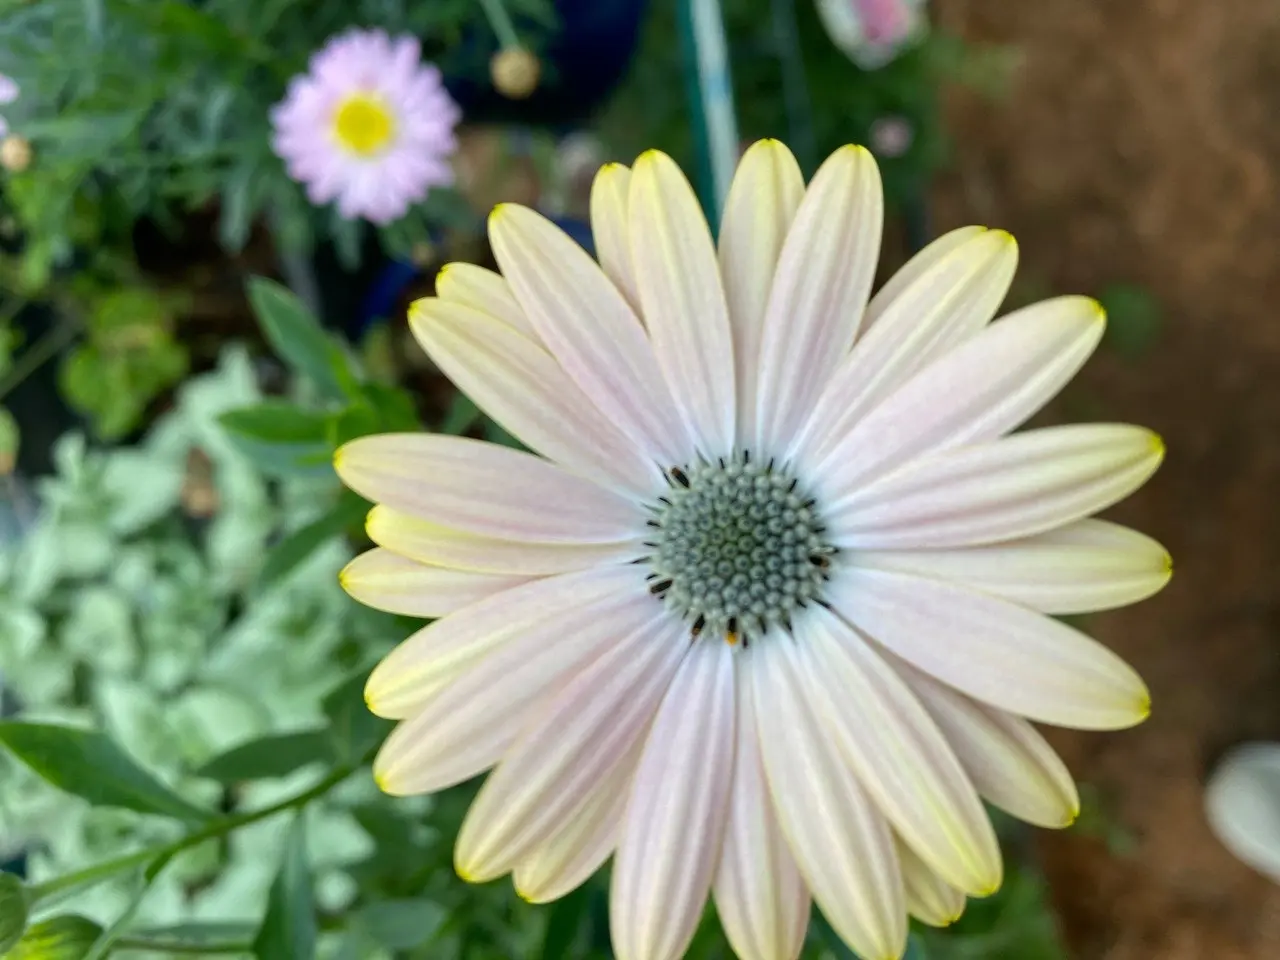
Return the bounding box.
[0,345,408,946]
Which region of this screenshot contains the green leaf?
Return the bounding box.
[537,883,591,960]
[322,668,393,765]
[219,158,262,253]
[258,490,368,588]
[440,394,479,435]
[5,914,102,960]
[0,871,29,954]
[363,383,420,432]
[195,730,334,783]
[245,276,358,400]
[354,899,445,950]
[128,922,257,944]
[218,402,332,476]
[0,723,214,823]
[253,816,316,960]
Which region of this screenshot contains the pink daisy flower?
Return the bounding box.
[0,74,19,138]
[271,29,461,225]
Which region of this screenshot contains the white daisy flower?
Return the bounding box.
[335,140,1169,960]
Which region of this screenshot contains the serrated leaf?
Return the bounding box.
[245,276,358,400]
[195,730,334,783]
[252,816,316,960]
[5,914,102,960]
[322,668,393,765]
[0,723,213,823]
[258,490,367,588]
[354,899,445,950]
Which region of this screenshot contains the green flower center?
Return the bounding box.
[644,453,835,646]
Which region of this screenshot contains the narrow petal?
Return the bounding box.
[455,612,687,881]
[829,424,1165,550]
[373,578,655,795]
[894,660,1080,828]
[489,203,695,464]
[898,840,966,928]
[513,752,634,903]
[336,434,643,543]
[863,225,994,330]
[339,548,530,618]
[713,654,810,960]
[365,566,641,719]
[751,639,906,960]
[435,261,537,338]
[794,229,1016,466]
[611,641,735,960]
[367,505,641,576]
[718,140,806,448]
[827,565,1150,730]
[590,162,639,308]
[629,150,736,453]
[853,518,1172,615]
[754,146,883,453]
[409,298,663,495]
[815,296,1105,489]
[799,607,1001,895]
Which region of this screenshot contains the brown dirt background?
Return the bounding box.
[931,1,1280,957]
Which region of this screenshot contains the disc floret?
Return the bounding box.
[644,453,835,645]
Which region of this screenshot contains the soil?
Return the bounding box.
[931,1,1280,956]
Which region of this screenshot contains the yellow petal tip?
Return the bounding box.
[1138,691,1152,721]
[989,228,1017,249]
[372,766,392,793]
[1162,551,1174,576]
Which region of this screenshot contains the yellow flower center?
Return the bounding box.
[333,94,395,156]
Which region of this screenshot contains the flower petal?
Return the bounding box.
[590,162,639,309]
[795,229,1017,466]
[893,659,1079,828]
[815,296,1105,489]
[718,140,806,448]
[365,566,641,719]
[611,641,735,960]
[455,611,687,881]
[513,751,634,903]
[628,150,736,453]
[751,639,906,960]
[435,261,536,338]
[489,203,695,464]
[373,576,655,795]
[409,298,662,495]
[829,424,1165,550]
[754,145,883,453]
[862,226,993,331]
[339,548,530,618]
[800,607,1001,895]
[366,505,641,575]
[853,518,1172,615]
[713,654,810,960]
[827,565,1150,730]
[898,840,966,928]
[335,434,643,543]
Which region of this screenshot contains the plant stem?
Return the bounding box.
[28,761,360,905]
[0,314,80,403]
[113,937,252,955]
[477,0,521,49]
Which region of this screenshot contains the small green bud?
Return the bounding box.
[5,914,102,960]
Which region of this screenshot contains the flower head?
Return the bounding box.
[817,0,927,69]
[0,74,19,138]
[270,29,460,225]
[335,141,1169,960]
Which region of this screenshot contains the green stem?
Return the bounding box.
[0,313,79,403]
[113,937,252,955]
[477,0,521,49]
[29,762,359,905]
